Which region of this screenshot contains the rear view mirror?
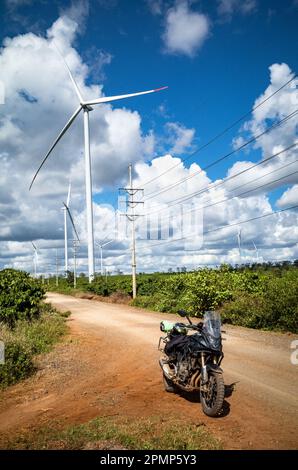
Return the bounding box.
[178,309,187,317]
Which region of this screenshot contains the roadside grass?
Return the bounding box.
[3,415,221,450]
[0,303,69,389]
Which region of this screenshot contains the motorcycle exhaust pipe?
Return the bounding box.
[190,370,200,388]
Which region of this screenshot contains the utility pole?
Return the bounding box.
[119,163,143,299]
[73,239,80,288]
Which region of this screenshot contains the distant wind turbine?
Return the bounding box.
[252,241,259,263]
[29,43,168,282]
[237,227,242,263]
[95,240,114,276]
[31,242,38,278]
[62,181,71,274]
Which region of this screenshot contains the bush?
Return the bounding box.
[220,269,298,332]
[0,269,45,327]
[0,305,67,389]
[0,327,34,387]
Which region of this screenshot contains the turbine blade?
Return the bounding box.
[52,42,84,103]
[66,180,71,207]
[31,241,37,251]
[83,86,168,106]
[63,202,80,242]
[29,106,82,190]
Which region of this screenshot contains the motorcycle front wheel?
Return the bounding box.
[200,371,225,417]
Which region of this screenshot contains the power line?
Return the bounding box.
[137,204,298,249]
[141,75,297,188]
[143,109,298,201]
[182,168,298,217]
[143,143,298,216]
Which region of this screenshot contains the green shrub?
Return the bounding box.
[0,326,34,387]
[220,269,298,332]
[0,269,45,327]
[0,307,67,389]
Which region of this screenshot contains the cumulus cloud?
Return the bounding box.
[163,1,210,57]
[277,185,298,208]
[0,14,297,275]
[163,122,195,154]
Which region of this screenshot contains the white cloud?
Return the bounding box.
[217,0,257,21]
[164,122,195,154]
[277,185,298,208]
[59,0,90,32]
[163,1,210,57]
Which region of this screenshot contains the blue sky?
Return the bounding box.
[0,0,297,273]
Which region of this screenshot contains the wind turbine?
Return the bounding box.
[95,240,114,275]
[31,242,38,278]
[29,45,168,282]
[237,227,242,264]
[252,241,259,263]
[62,181,71,274]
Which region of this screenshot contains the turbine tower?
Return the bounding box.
[30,45,167,282]
[62,180,71,274]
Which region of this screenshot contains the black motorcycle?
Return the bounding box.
[158,310,225,417]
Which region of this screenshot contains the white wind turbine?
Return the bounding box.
[237,227,242,264]
[29,45,168,282]
[62,180,71,274]
[252,241,260,263]
[95,240,114,276]
[31,242,38,278]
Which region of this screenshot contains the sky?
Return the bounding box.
[0,0,297,275]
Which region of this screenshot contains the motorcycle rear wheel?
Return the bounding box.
[200,371,225,417]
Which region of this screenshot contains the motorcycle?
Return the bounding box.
[158,310,225,417]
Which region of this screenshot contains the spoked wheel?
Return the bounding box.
[200,371,225,417]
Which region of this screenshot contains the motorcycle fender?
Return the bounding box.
[206,364,223,374]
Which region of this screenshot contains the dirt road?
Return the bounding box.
[0,293,297,449]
